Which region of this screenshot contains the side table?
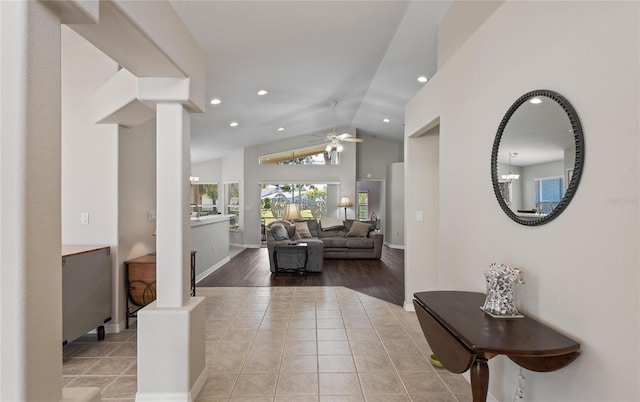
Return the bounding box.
[273,243,308,279]
[413,291,580,402]
[124,251,196,328]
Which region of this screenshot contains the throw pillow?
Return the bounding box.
[320,217,344,231]
[345,219,375,232]
[270,224,290,241]
[347,221,371,238]
[295,221,313,238]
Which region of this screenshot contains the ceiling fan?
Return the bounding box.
[321,101,364,153]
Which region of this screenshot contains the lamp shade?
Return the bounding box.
[338,196,353,208]
[282,203,302,220]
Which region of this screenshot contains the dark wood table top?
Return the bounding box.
[124,254,157,265]
[414,291,580,358]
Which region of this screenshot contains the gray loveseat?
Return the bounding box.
[266,219,383,273]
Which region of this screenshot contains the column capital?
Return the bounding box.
[138,77,197,112]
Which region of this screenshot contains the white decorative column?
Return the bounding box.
[0,2,63,400]
[1,0,100,399]
[155,102,191,307]
[136,80,206,401]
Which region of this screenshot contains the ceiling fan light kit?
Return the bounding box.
[320,101,365,153]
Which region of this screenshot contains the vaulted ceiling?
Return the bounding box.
[169,1,452,163]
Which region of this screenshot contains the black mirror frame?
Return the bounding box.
[491,90,585,226]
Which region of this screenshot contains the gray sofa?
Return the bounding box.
[266,219,383,273]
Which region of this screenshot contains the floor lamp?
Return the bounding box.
[338,196,353,220]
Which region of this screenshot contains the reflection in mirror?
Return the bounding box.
[492,90,584,226]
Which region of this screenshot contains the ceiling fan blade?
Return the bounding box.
[341,137,364,143]
[336,133,353,140]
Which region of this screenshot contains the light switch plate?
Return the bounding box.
[80,212,89,225]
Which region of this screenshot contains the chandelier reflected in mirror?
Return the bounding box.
[501,152,520,183]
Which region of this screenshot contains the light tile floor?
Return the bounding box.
[63,287,472,401]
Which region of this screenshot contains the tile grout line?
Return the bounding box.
[63,286,468,401]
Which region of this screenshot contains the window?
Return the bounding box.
[225,182,240,230]
[534,176,564,208]
[191,184,219,218]
[358,191,369,220]
[261,183,332,226]
[258,145,339,165]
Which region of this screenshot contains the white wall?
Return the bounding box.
[118,119,157,327]
[356,135,402,181]
[62,28,125,330]
[192,158,222,185]
[61,26,119,246]
[437,0,503,70]
[356,134,402,232]
[406,2,639,401]
[386,162,406,249]
[191,219,230,279]
[404,129,438,309]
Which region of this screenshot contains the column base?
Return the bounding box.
[61,387,101,402]
[136,297,206,402]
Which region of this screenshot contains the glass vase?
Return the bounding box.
[482,263,524,318]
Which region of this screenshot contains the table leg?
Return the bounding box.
[125,264,129,329]
[470,357,489,402]
[190,251,196,296]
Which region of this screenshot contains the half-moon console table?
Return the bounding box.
[413,291,580,402]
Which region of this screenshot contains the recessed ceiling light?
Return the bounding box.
[257,89,269,96]
[229,121,239,127]
[529,97,543,104]
[210,98,222,105]
[277,127,285,132]
[383,118,390,123]
[417,75,428,83]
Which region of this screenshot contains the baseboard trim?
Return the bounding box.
[190,366,208,400]
[384,242,405,250]
[230,242,262,249]
[62,387,101,402]
[244,243,262,248]
[106,320,125,334]
[134,372,208,402]
[136,392,190,401]
[460,372,499,402]
[403,301,415,312]
[195,256,231,283]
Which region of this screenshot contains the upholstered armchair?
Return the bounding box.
[266,220,324,273]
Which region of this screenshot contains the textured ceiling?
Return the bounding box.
[169,1,452,163]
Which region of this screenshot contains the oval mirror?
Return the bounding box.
[491,90,584,226]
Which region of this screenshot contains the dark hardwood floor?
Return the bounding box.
[197,246,405,306]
